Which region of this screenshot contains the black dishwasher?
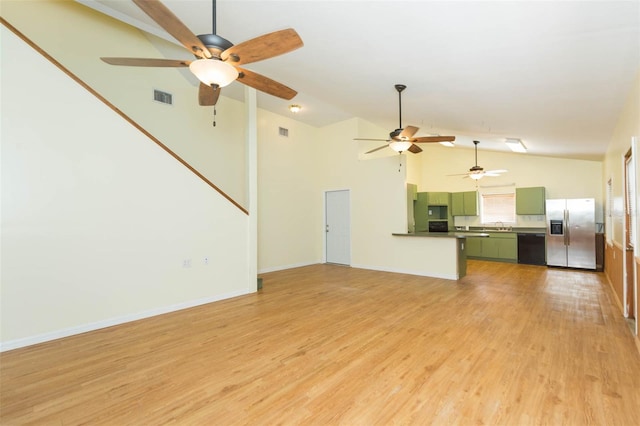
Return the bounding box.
[517,233,546,265]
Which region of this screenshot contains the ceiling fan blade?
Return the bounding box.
[236,67,297,100]
[198,83,221,106]
[353,138,391,142]
[221,28,303,66]
[399,126,419,139]
[365,145,390,154]
[100,57,190,67]
[411,136,456,143]
[408,144,423,154]
[132,0,211,58]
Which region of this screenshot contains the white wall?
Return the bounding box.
[1,0,248,206]
[1,26,251,350]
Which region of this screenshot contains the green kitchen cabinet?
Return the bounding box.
[414,192,429,232]
[481,238,500,258]
[452,191,478,216]
[500,238,518,260]
[407,183,418,201]
[466,232,517,262]
[516,187,546,215]
[465,237,483,257]
[457,238,467,279]
[427,192,450,206]
[451,192,464,216]
[463,191,478,215]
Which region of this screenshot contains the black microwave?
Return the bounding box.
[428,221,448,233]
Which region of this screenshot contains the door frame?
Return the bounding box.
[323,189,352,265]
[623,144,637,329]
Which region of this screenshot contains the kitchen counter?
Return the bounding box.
[392,232,490,238]
[390,232,492,280]
[463,228,546,234]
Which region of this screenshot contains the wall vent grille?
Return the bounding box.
[153,89,173,105]
[279,127,289,137]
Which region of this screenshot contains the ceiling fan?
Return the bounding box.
[100,0,303,107]
[449,140,507,180]
[354,84,456,154]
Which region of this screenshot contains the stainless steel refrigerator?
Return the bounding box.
[546,198,596,269]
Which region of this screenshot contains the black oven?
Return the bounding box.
[428,221,448,233]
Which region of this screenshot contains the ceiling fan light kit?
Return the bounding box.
[100,0,303,113]
[389,141,413,153]
[189,59,238,87]
[505,138,527,153]
[289,104,302,113]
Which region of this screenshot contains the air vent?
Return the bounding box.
[153,89,173,105]
[278,127,289,137]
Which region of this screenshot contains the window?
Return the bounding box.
[481,192,516,224]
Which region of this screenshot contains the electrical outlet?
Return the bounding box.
[428,209,433,215]
[203,257,209,265]
[182,259,192,268]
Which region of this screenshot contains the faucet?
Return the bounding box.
[496,221,504,231]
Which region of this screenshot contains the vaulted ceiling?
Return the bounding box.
[79,0,639,160]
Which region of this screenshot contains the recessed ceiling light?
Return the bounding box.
[505,138,527,153]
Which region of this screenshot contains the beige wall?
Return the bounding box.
[1,0,248,206]
[604,72,640,246]
[1,26,251,349]
[256,109,323,272]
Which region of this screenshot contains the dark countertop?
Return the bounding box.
[393,232,490,239]
[461,228,547,235]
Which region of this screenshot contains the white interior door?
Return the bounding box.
[325,190,351,265]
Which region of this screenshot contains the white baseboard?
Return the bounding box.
[350,263,459,280]
[258,261,321,274]
[0,289,250,352]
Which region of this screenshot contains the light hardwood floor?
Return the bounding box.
[2,261,639,425]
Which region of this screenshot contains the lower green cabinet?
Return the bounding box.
[466,233,517,262]
[466,237,483,257]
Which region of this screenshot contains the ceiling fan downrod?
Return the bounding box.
[212,0,217,35]
[395,84,406,130]
[474,140,479,167]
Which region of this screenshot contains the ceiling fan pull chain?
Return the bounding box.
[212,105,217,127]
[398,153,402,172]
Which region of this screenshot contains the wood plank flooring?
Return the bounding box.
[2,261,640,425]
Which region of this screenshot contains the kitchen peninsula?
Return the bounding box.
[391,231,489,280]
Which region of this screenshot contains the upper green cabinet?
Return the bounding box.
[414,192,429,232]
[516,187,546,215]
[451,191,478,216]
[427,192,450,206]
[407,183,418,201]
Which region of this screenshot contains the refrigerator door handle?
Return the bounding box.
[565,209,570,246]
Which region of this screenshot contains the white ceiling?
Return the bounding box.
[78,0,639,160]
